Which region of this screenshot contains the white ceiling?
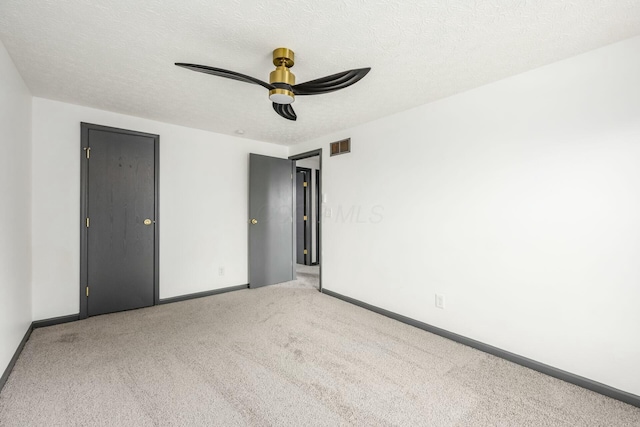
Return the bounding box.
[1,1,639,145]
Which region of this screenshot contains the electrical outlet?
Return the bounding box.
[435,294,445,309]
[218,267,225,276]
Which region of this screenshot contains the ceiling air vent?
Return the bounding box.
[330,138,351,156]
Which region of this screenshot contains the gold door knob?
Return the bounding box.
[143,219,153,226]
[251,219,258,225]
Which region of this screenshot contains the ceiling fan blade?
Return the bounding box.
[292,68,371,96]
[175,63,274,90]
[272,103,297,121]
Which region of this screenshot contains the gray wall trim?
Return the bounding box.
[158,284,249,305]
[322,288,640,408]
[32,314,80,329]
[1,313,77,394]
[0,325,33,394]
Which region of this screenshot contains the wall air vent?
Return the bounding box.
[330,138,351,156]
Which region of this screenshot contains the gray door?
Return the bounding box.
[249,154,294,288]
[296,168,311,265]
[82,124,158,317]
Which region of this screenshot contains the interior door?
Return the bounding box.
[81,123,158,317]
[249,154,294,288]
[296,168,312,265]
[296,170,306,264]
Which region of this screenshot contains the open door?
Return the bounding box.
[296,167,312,265]
[249,154,295,288]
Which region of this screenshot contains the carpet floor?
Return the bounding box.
[1,271,639,426]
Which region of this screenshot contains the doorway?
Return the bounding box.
[80,123,159,318]
[290,150,322,291]
[247,150,322,291]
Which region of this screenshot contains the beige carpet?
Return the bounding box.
[1,275,638,426]
[289,264,320,289]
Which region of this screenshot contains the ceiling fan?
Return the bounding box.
[175,48,371,121]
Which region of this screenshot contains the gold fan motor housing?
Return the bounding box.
[269,66,296,86]
[269,48,296,101]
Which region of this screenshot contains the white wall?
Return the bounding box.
[0,41,32,375]
[290,36,640,396]
[296,156,320,264]
[31,98,287,319]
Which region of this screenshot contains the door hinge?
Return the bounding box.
[303,215,308,221]
[303,249,308,255]
[291,174,293,180]
[86,217,90,228]
[86,286,89,297]
[303,181,308,187]
[84,147,91,159]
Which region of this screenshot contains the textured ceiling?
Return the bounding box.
[1,1,640,145]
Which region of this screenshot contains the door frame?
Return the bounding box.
[296,167,312,265]
[313,169,320,266]
[79,122,160,319]
[289,149,322,292]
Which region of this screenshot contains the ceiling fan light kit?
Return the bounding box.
[175,47,371,121]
